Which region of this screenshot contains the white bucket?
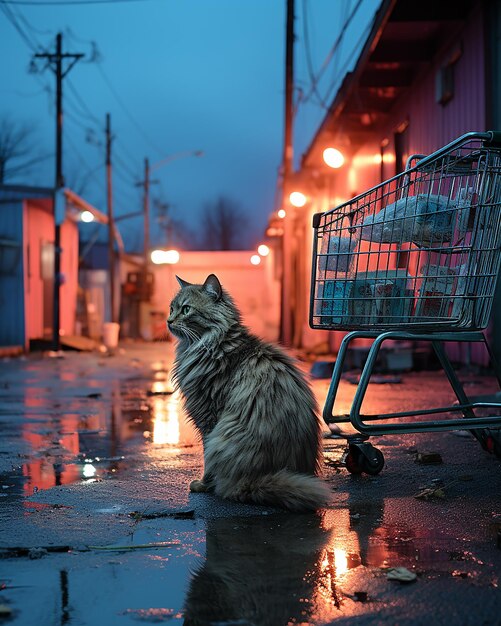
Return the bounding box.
[103,322,120,349]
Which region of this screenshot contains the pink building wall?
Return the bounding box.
[23,198,79,346]
[145,250,281,342]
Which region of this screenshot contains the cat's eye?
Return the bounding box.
[181,305,191,315]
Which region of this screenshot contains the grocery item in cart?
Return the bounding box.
[318,233,357,273]
[313,280,352,325]
[359,193,467,247]
[349,269,413,324]
[415,265,455,318]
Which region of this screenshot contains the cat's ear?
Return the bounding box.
[203,274,222,300]
[176,276,191,289]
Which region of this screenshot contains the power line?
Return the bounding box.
[321,13,376,107]
[0,0,39,51]
[66,77,102,127]
[96,63,165,158]
[115,137,139,172]
[300,0,364,107]
[114,155,138,181]
[301,0,328,110]
[0,1,59,109]
[2,0,160,5]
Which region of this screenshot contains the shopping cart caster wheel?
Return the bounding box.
[345,449,364,474]
[360,447,385,475]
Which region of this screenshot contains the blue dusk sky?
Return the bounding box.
[0,0,380,252]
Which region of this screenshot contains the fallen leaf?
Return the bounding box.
[415,487,446,501]
[415,452,443,464]
[386,567,417,583]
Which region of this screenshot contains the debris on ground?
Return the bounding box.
[415,478,446,500]
[87,542,180,552]
[129,509,195,520]
[415,486,446,500]
[353,591,369,602]
[28,547,48,560]
[385,567,417,583]
[121,608,183,621]
[415,451,443,464]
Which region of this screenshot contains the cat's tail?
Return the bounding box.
[218,470,331,512]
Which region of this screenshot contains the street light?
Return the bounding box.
[289,191,307,207]
[80,210,94,223]
[151,249,180,265]
[323,147,345,169]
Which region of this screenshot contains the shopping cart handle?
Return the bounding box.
[484,130,501,146]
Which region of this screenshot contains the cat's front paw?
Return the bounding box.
[190,479,210,493]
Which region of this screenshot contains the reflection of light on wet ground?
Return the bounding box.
[152,393,180,445]
[333,547,349,576]
[6,371,198,499]
[147,380,198,449]
[150,380,174,394]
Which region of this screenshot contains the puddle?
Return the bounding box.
[4,510,498,626]
[0,376,198,499]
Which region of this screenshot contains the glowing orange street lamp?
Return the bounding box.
[151,249,180,265]
[80,210,94,223]
[289,191,307,207]
[323,147,345,169]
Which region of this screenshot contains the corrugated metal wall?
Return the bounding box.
[0,199,25,347]
[388,5,486,159]
[307,5,493,364]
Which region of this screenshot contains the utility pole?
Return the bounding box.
[34,33,84,350]
[283,0,294,183]
[280,0,295,345]
[106,113,116,323]
[143,157,150,269]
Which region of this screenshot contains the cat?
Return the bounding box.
[168,273,330,512]
[183,513,332,625]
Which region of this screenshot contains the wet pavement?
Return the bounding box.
[1,340,501,625]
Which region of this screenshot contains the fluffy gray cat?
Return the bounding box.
[168,274,330,512]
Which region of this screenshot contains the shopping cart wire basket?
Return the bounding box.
[310,131,501,474]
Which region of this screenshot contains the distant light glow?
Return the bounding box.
[250,254,261,265]
[151,249,180,265]
[257,244,270,257]
[323,147,345,169]
[80,210,94,223]
[82,463,96,478]
[277,209,286,219]
[289,191,307,207]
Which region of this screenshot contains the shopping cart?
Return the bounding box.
[310,131,501,475]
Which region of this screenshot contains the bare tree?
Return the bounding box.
[0,115,38,184]
[199,196,250,250]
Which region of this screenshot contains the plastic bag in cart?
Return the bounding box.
[359,193,470,247]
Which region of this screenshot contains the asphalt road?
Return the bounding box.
[0,341,500,625]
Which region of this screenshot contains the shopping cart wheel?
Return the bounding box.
[344,439,385,475]
[345,449,364,474]
[361,447,385,475]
